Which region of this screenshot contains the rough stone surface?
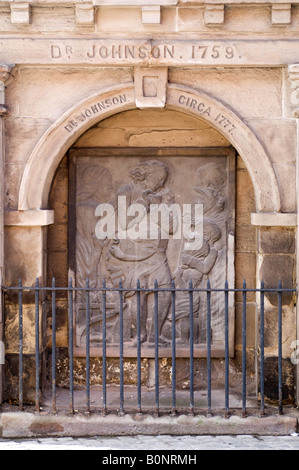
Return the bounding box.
[0,412,297,439]
[263,357,295,404]
[260,255,295,306]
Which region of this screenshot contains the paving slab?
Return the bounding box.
[1,435,299,450]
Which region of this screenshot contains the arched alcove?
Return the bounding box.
[47,106,257,391]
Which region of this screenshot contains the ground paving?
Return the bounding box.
[1,434,299,450]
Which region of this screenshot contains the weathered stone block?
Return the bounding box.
[10,67,133,119]
[75,3,95,26]
[271,4,292,25]
[235,224,257,253]
[54,349,149,387]
[260,255,295,306]
[170,68,282,119]
[263,357,295,404]
[4,354,37,404]
[264,306,296,355]
[5,302,44,355]
[247,119,297,165]
[127,128,229,147]
[4,227,45,286]
[142,6,161,24]
[204,5,225,25]
[10,3,30,25]
[75,128,126,147]
[273,163,296,213]
[259,228,295,254]
[134,67,168,109]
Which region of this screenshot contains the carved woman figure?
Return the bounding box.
[76,164,114,346]
[173,219,221,344]
[76,164,113,292]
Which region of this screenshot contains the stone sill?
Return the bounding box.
[0,412,297,438]
[251,213,297,227]
[4,210,54,227]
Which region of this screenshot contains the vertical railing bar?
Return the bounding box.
[207,279,212,416]
[68,278,74,414]
[278,280,283,415]
[18,278,24,411]
[242,280,247,418]
[225,280,229,418]
[260,280,265,416]
[189,279,194,415]
[136,280,142,414]
[35,278,40,413]
[52,277,57,415]
[102,279,107,416]
[171,279,177,415]
[86,278,90,414]
[119,279,124,415]
[154,279,159,416]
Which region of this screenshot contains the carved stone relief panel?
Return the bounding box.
[69,148,235,357]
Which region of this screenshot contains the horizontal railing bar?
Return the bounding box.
[2,286,296,293]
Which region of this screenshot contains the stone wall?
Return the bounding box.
[1,0,298,405]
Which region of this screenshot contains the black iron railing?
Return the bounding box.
[2,280,297,417]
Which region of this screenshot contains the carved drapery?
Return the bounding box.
[70,148,235,357]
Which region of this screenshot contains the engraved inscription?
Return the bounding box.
[178,95,237,136]
[50,41,240,64]
[214,113,237,135]
[64,94,128,133]
[4,37,299,67]
[191,45,237,60]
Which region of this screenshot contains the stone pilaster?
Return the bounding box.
[251,213,297,403]
[287,63,299,404]
[0,64,14,404]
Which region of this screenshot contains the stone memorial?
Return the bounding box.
[0,0,297,404]
[70,149,235,357]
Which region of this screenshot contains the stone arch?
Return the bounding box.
[18,82,281,213]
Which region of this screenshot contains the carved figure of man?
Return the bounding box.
[106,159,175,345]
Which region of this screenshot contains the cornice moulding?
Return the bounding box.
[1,0,299,4]
[93,0,177,5]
